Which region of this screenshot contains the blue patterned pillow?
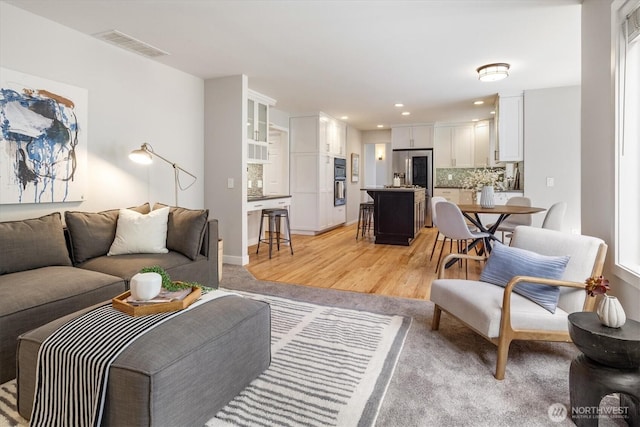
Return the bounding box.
[479,243,570,313]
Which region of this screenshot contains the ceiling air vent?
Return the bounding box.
[94,30,169,58]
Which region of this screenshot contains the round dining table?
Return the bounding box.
[444,203,546,268]
[457,204,547,236]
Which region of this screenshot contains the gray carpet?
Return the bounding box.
[221,264,628,427]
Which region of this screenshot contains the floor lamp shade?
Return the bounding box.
[129,143,196,206]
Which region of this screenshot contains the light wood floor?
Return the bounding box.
[247,224,484,301]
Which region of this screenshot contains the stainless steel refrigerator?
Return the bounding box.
[392,148,434,226]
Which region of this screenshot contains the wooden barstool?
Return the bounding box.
[257,208,294,259]
[356,202,374,240]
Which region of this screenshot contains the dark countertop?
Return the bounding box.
[435,186,523,192]
[361,187,425,192]
[247,194,292,202]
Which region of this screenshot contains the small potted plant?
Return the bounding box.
[139,265,212,293]
[585,276,626,328]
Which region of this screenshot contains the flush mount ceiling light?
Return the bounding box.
[476,63,510,82]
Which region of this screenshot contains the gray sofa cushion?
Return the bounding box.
[153,203,209,260]
[78,251,209,287]
[65,203,150,264]
[0,213,71,274]
[0,266,125,383]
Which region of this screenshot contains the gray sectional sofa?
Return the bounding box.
[0,203,219,384]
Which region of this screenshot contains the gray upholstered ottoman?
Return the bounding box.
[17,295,270,426]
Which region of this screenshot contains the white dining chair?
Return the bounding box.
[492,196,531,242]
[429,196,447,261]
[434,201,491,276]
[541,202,567,231]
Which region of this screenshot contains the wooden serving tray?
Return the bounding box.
[112,287,201,317]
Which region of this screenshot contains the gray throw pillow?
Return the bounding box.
[479,242,570,313]
[153,203,209,260]
[0,212,72,274]
[65,203,150,264]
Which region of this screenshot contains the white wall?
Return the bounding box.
[362,129,392,192]
[0,3,204,222]
[582,0,639,319]
[524,86,581,233]
[345,126,362,224]
[269,108,289,129]
[204,75,247,265]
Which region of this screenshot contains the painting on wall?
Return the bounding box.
[351,153,359,183]
[0,68,88,204]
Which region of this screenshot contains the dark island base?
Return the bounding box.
[365,188,425,246]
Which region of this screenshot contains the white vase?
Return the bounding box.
[596,295,626,328]
[130,272,162,301]
[480,186,495,208]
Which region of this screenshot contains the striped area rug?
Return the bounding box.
[0,291,410,427]
[207,290,411,427]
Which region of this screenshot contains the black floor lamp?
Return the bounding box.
[129,143,196,206]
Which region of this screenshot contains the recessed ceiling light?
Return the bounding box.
[472,119,480,122]
[401,111,411,116]
[377,124,384,128]
[340,116,349,120]
[490,110,496,115]
[473,101,484,105]
[394,103,404,107]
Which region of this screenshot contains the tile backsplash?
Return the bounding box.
[435,163,524,190]
[247,163,264,197]
[435,167,506,188]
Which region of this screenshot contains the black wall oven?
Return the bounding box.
[334,157,346,206]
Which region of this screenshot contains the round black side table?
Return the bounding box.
[568,312,640,427]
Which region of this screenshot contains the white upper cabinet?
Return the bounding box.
[496,93,524,162]
[451,125,474,167]
[434,126,453,168]
[473,120,497,167]
[247,90,276,163]
[391,124,434,149]
[319,113,346,157]
[293,113,345,157]
[434,124,474,168]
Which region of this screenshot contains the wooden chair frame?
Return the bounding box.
[431,242,607,380]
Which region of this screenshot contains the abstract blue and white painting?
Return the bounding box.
[0,68,87,204]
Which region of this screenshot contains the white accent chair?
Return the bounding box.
[541,202,567,231]
[433,201,491,276]
[430,226,607,380]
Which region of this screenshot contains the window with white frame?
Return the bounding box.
[615,1,640,279]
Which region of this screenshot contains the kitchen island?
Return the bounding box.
[363,187,426,246]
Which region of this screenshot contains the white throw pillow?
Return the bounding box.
[107,207,170,255]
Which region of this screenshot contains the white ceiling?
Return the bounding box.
[6,0,582,130]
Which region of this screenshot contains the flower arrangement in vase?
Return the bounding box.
[462,168,505,207]
[585,276,626,328]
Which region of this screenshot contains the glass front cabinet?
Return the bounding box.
[247,90,276,163]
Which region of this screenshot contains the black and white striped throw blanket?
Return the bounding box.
[29,290,236,427]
